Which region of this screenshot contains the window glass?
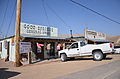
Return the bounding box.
[114,46,120,48]
[70,43,78,49]
[80,42,86,47]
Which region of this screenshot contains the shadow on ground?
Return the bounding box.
[0,68,21,79]
[67,57,112,61]
[31,57,58,64]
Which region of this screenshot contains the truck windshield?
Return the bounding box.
[80,42,86,47]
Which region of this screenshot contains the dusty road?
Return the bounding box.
[58,60,120,79]
[0,54,120,79]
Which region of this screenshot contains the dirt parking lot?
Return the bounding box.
[0,54,120,79]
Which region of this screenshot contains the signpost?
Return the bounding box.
[20,42,32,64]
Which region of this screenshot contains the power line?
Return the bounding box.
[42,0,51,26]
[0,0,10,37]
[38,0,44,25]
[70,0,120,25]
[5,0,16,37]
[45,2,71,29]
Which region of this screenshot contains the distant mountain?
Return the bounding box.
[106,35,120,44]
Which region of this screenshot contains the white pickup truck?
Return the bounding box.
[58,41,114,61]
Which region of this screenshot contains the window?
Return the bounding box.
[70,43,78,49]
[51,28,53,32]
[114,46,120,48]
[80,42,86,47]
[0,43,1,51]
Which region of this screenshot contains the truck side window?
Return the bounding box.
[80,42,86,47]
[70,43,78,49]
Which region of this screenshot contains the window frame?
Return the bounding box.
[70,43,78,49]
[80,42,86,47]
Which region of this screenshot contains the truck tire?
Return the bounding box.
[93,51,103,61]
[60,54,67,62]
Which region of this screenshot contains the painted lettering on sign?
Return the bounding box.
[20,23,58,37]
[20,42,31,53]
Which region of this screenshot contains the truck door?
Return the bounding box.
[68,43,80,57]
[80,42,90,56]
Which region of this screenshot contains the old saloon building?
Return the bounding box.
[0,23,112,63]
[0,23,71,63]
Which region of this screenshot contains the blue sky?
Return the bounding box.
[0,0,120,38]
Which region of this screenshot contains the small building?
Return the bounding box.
[0,36,15,62]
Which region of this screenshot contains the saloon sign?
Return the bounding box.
[20,23,58,37]
[20,23,48,37]
[85,29,106,40]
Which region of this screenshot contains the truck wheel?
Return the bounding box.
[60,54,67,62]
[103,54,106,59]
[93,51,103,61]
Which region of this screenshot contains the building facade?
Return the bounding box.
[0,36,15,62]
[0,23,71,63]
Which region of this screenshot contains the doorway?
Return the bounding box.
[49,42,55,57]
[5,42,10,61]
[36,42,44,60]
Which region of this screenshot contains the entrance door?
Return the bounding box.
[49,42,55,56]
[46,42,55,58]
[36,42,44,60]
[5,42,10,61]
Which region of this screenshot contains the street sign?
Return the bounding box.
[20,42,31,53]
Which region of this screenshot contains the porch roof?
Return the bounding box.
[88,38,111,43]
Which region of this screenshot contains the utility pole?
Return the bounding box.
[15,0,22,67]
[70,30,73,38]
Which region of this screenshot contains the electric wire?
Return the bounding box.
[45,2,71,29]
[70,0,120,25]
[5,0,16,37]
[42,0,51,26]
[38,0,44,25]
[0,0,10,38]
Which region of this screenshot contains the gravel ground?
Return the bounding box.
[0,54,120,79]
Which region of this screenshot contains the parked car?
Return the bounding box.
[58,41,114,61]
[114,46,120,54]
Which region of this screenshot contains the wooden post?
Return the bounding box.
[15,0,22,67]
[28,52,31,64]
